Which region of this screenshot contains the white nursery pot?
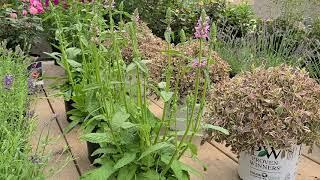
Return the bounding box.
[238,145,301,180]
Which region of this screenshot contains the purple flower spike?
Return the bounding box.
[194,16,210,40]
[192,58,207,69]
[3,75,14,89]
[28,78,36,94]
[53,0,59,5]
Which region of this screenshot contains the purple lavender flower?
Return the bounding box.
[28,78,36,94]
[3,75,14,89]
[194,15,210,40]
[192,58,207,69]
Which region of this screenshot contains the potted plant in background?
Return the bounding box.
[203,65,320,180]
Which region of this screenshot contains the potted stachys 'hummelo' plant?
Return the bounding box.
[204,65,320,180]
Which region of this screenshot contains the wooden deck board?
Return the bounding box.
[47,95,93,175]
[182,142,240,180]
[30,92,79,180]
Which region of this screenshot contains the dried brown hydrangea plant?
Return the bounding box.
[204,65,320,154]
[173,40,230,100]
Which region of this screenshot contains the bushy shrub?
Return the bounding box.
[218,2,257,38]
[121,21,167,65]
[204,65,320,154]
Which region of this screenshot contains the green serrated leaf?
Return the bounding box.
[91,147,118,156]
[139,142,173,160]
[178,161,202,177]
[202,124,229,135]
[66,47,81,59]
[164,30,171,43]
[63,119,80,133]
[81,161,116,180]
[120,122,136,129]
[44,52,61,62]
[80,36,88,47]
[160,91,174,102]
[114,152,136,169]
[137,170,161,180]
[170,160,185,180]
[133,58,148,74]
[111,111,130,130]
[117,164,137,180]
[81,133,112,143]
[161,156,189,180]
[67,59,82,68]
[126,63,136,73]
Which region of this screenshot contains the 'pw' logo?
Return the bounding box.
[256,146,281,159]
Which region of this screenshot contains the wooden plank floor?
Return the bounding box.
[32,61,320,180]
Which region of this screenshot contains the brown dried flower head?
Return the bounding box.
[204,65,320,154]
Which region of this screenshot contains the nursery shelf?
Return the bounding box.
[31,61,320,180]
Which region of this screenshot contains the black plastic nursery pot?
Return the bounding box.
[86,141,101,167]
[54,59,59,66]
[64,99,75,123]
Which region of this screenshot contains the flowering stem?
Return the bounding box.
[179,40,213,159]
[154,39,173,144]
[53,8,75,89]
[162,38,204,176]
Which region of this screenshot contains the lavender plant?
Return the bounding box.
[0,43,46,179]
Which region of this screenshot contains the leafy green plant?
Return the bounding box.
[49,2,228,179]
[218,2,257,38]
[0,43,46,179]
[204,65,320,154]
